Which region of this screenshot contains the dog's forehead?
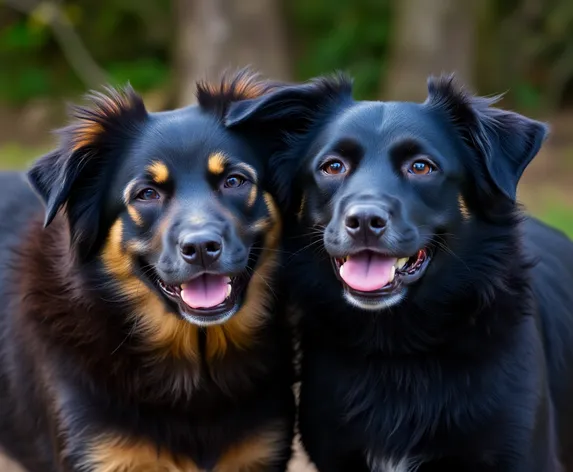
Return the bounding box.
[127,106,260,177]
[326,100,457,151]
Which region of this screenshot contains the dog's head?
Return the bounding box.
[28,70,282,330]
[226,74,548,313]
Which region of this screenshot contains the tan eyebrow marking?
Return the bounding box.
[147,161,169,184]
[208,152,227,175]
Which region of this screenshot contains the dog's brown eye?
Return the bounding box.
[409,160,435,176]
[224,174,245,189]
[136,188,160,201]
[322,160,347,175]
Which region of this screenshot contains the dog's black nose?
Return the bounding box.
[179,232,222,266]
[344,204,388,239]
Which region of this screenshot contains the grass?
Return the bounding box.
[535,199,573,237]
[0,143,50,170]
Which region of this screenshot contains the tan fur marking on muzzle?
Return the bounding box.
[127,205,144,227]
[101,219,200,365]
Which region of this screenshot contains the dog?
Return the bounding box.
[0,70,295,471]
[225,74,573,471]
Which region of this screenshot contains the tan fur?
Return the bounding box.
[71,89,141,152]
[208,152,227,175]
[71,121,105,152]
[82,424,284,472]
[251,218,271,233]
[147,161,170,184]
[100,192,281,365]
[126,239,150,255]
[215,423,286,471]
[458,194,471,220]
[127,205,144,227]
[247,186,258,208]
[82,435,199,472]
[199,76,270,102]
[100,219,200,363]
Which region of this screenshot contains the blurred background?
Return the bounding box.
[0,1,572,471]
[0,0,573,236]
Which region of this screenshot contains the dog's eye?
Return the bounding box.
[224,174,246,189]
[136,188,161,201]
[408,160,435,176]
[321,159,347,175]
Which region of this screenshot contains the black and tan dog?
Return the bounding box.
[225,76,573,471]
[0,71,295,471]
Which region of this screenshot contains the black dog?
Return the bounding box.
[0,70,295,471]
[225,75,573,471]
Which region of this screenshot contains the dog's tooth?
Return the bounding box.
[395,257,409,269]
[389,265,396,282]
[226,284,232,298]
[339,263,346,278]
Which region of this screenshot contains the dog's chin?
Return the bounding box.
[157,273,249,327]
[331,248,431,311]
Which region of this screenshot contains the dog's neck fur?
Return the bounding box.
[16,213,286,406]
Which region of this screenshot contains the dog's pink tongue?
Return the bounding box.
[340,253,396,292]
[181,275,230,309]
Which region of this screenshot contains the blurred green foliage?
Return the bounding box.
[0,0,171,104]
[1,0,573,109]
[286,0,391,99]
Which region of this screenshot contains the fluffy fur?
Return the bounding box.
[225,75,573,471]
[0,69,295,471]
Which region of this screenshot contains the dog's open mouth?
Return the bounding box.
[158,274,246,326]
[332,249,430,307]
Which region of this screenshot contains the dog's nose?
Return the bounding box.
[344,204,388,239]
[179,232,222,266]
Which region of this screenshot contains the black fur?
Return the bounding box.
[0,71,295,471]
[226,75,573,471]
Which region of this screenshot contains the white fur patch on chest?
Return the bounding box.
[366,453,423,472]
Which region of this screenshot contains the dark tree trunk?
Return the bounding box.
[384,0,477,101]
[174,0,291,107]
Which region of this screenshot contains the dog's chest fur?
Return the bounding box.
[367,453,422,472]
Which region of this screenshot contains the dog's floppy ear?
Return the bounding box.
[426,75,548,202]
[225,74,353,208]
[225,74,352,128]
[27,85,147,256]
